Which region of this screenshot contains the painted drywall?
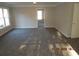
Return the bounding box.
[12,7,55,28]
[12,7,37,28]
[55,3,74,38]
[44,7,55,27]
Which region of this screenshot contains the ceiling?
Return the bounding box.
[0,2,63,7]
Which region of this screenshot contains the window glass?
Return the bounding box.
[3,9,10,26]
[3,9,9,17]
[4,17,10,26]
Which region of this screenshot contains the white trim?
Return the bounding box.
[44,26,54,28]
[55,27,71,38]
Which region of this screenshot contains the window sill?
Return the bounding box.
[0,25,10,30]
[0,27,5,30]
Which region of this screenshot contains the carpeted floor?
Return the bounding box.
[0,28,78,56]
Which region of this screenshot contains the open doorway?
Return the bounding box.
[37,9,44,28]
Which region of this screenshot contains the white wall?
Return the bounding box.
[12,7,37,28]
[55,3,73,38]
[12,7,55,28]
[44,7,55,28]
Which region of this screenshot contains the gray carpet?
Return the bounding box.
[0,28,78,56]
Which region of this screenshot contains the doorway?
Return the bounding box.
[37,9,44,28]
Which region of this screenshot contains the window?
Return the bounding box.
[0,8,5,29]
[0,8,10,29]
[3,9,10,26]
[37,10,43,20]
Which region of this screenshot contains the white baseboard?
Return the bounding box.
[44,26,54,28]
[71,36,79,38]
[15,26,38,28]
[55,27,71,38]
